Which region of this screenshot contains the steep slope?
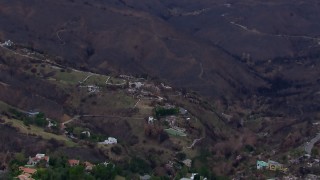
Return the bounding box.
[0,0,266,98]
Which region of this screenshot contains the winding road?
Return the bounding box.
[186,137,204,149]
[304,133,320,155]
[230,21,320,42]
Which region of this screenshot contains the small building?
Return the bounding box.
[84,161,94,171]
[179,107,188,115]
[68,159,80,167]
[81,131,91,137]
[3,40,14,47]
[17,173,34,180]
[99,137,117,145]
[140,174,151,180]
[27,154,49,166]
[257,160,268,170]
[148,116,155,124]
[129,82,144,89]
[47,120,57,128]
[19,167,37,176]
[182,159,192,168]
[27,111,40,117]
[87,85,99,93]
[161,83,172,90]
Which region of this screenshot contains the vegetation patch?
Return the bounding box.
[165,128,187,137]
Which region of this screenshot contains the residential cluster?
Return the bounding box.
[16,153,110,180]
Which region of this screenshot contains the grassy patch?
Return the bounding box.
[165,128,187,137]
[54,70,88,85]
[3,117,76,147]
[84,75,109,86]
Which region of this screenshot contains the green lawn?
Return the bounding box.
[84,75,109,86]
[108,77,126,84]
[54,70,88,85]
[165,128,187,137]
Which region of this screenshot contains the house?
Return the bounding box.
[182,159,192,168]
[180,173,205,180]
[179,107,188,115]
[19,167,37,176]
[129,82,144,89]
[68,159,80,167]
[84,161,94,171]
[47,120,57,128]
[161,83,172,90]
[148,116,155,124]
[101,162,115,168]
[99,137,117,145]
[87,85,99,93]
[140,174,151,180]
[256,160,268,170]
[81,131,91,137]
[3,40,14,47]
[17,173,34,180]
[157,96,164,102]
[27,111,40,117]
[27,154,49,166]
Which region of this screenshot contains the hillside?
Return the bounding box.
[1,0,320,179]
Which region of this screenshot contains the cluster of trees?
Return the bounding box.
[8,109,49,127]
[154,107,179,118]
[144,124,169,143]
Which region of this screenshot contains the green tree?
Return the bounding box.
[68,165,86,180]
[73,127,83,137]
[34,112,48,127]
[129,157,151,174]
[92,164,117,180]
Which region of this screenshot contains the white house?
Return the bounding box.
[81,131,91,137]
[148,116,155,124]
[129,82,144,89]
[99,137,117,145]
[88,85,99,93]
[3,40,14,47]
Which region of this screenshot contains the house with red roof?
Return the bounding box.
[68,159,80,167]
[19,166,37,176]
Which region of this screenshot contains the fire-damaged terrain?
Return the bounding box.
[1,0,320,179]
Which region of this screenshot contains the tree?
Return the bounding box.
[73,127,83,137]
[92,164,117,180]
[111,146,122,155]
[68,165,86,180]
[129,157,151,174]
[34,113,48,127]
[176,152,186,161]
